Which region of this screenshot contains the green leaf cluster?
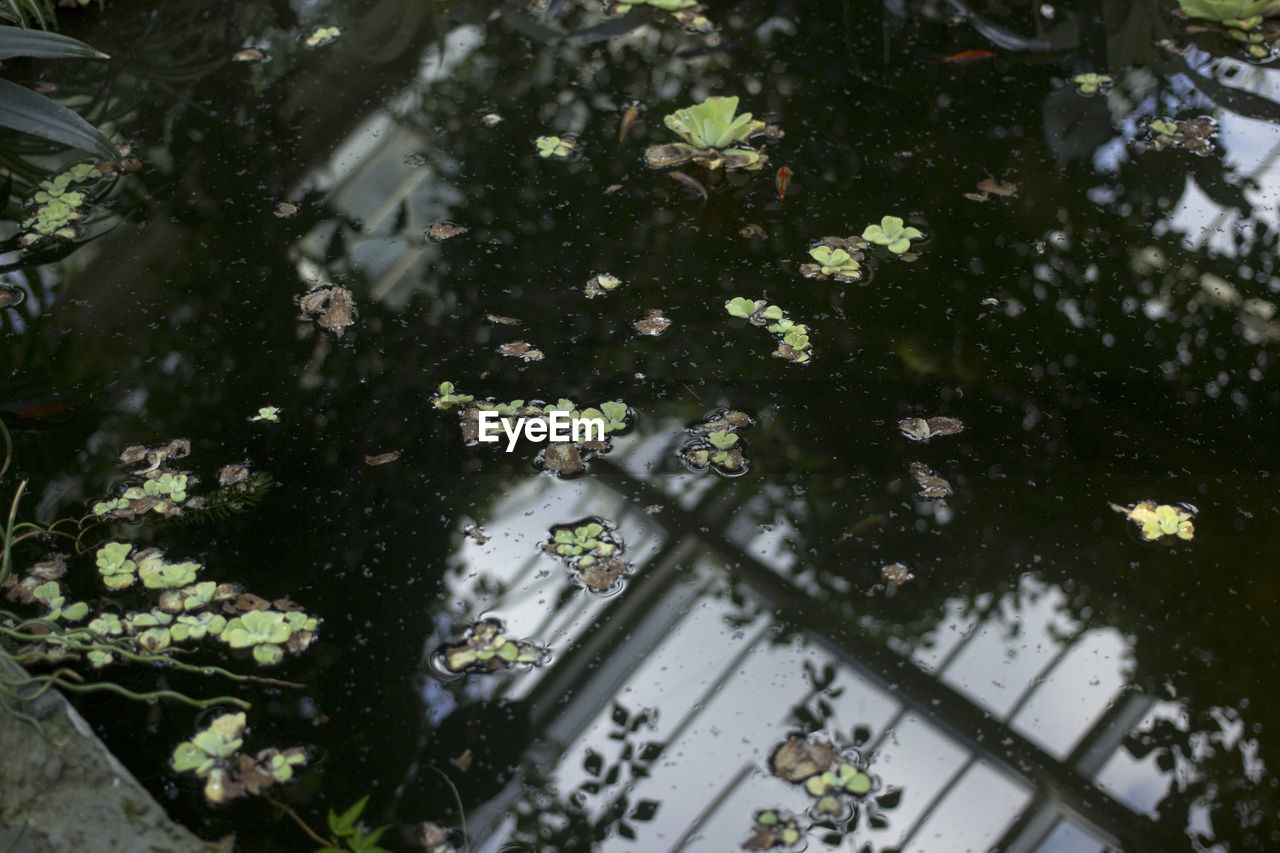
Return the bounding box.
[645,95,769,172]
[862,216,923,254]
[808,245,861,278]
[1071,72,1113,95]
[219,609,318,665]
[135,548,201,589]
[171,712,246,776]
[319,796,392,853]
[432,382,474,409]
[32,580,88,621]
[803,762,872,797]
[1178,0,1277,26]
[96,541,138,589]
[551,521,619,567]
[535,135,577,159]
[724,298,812,362]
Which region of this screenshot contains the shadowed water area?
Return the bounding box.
[2,0,1279,850]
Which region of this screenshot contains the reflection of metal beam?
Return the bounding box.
[584,459,1180,850]
[468,452,1176,849]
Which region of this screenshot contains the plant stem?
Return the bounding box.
[266,795,334,848]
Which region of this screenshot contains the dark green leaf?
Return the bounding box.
[0,78,116,158]
[611,703,629,727]
[604,763,621,786]
[875,787,902,809]
[328,795,368,837]
[0,27,107,60]
[629,799,659,821]
[583,749,603,777]
[617,821,636,840]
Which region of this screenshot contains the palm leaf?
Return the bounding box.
[0,27,107,60]
[0,77,115,158]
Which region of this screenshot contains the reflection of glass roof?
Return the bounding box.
[430,428,1183,852]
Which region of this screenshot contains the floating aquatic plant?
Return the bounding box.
[862,216,923,254]
[304,25,341,47]
[1178,0,1276,27]
[743,809,803,851]
[1071,72,1114,95]
[644,96,776,172]
[171,712,308,804]
[18,160,112,247]
[1109,500,1196,541]
[767,732,899,831]
[432,382,474,410]
[801,242,864,282]
[545,518,632,593]
[219,608,320,665]
[437,618,550,674]
[135,548,201,589]
[536,135,578,159]
[251,406,280,423]
[680,410,752,475]
[724,299,812,363]
[96,541,138,589]
[1137,116,1217,156]
[432,384,633,476]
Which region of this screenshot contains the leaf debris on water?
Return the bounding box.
[635,308,671,336]
[585,273,622,299]
[427,220,468,241]
[898,416,964,442]
[486,313,521,325]
[296,286,356,337]
[499,341,544,362]
[273,202,298,218]
[232,48,265,62]
[909,462,952,499]
[881,563,913,587]
[363,451,401,466]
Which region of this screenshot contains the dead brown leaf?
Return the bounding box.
[634,308,671,336]
[364,451,401,466]
[427,220,468,241]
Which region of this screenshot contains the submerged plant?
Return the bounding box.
[644,95,776,172]
[862,216,924,254]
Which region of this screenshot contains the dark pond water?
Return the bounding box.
[3,0,1280,850]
